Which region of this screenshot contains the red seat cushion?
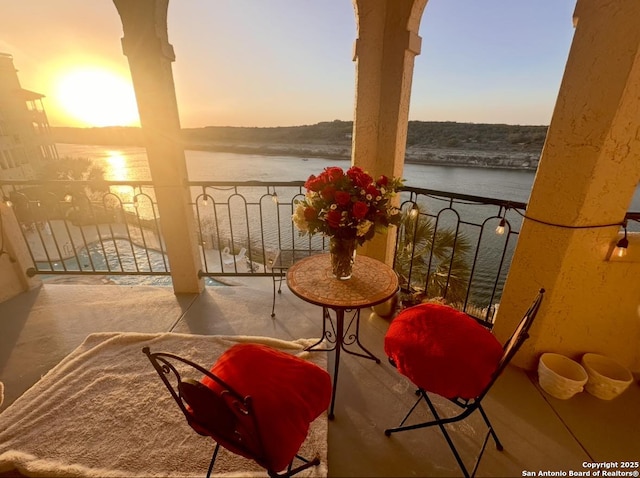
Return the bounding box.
[200,343,331,472]
[384,303,503,399]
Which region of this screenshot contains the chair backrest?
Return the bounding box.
[142,347,268,466]
[476,288,545,401]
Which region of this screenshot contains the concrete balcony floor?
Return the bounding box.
[0,276,638,477]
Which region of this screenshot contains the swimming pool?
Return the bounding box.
[38,239,223,287]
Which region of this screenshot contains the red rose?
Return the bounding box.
[304,206,317,221]
[376,175,389,187]
[326,209,342,228]
[352,201,369,219]
[366,184,380,198]
[324,167,344,182]
[334,190,351,206]
[347,166,373,188]
[321,185,336,201]
[305,175,325,192]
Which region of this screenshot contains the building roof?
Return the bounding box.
[18,88,45,100]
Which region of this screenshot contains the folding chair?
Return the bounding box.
[144,342,331,478]
[384,289,545,477]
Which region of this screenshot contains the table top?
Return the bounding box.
[287,253,399,309]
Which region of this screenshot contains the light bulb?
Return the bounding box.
[272,193,279,204]
[202,196,209,206]
[495,218,506,235]
[613,228,629,258]
[64,194,73,202]
[409,206,419,218]
[614,236,629,258]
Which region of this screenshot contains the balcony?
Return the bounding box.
[0,179,638,476]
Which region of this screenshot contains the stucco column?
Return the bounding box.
[494,0,640,371]
[351,0,427,263]
[113,0,203,294]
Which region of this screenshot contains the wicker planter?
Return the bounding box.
[538,353,588,400]
[581,353,633,400]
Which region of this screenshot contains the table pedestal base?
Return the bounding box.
[305,307,380,419]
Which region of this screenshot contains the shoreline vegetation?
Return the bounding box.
[51,120,546,171]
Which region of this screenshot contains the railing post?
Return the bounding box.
[113,0,203,293]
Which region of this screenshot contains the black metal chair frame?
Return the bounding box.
[384,288,545,478]
[143,347,320,478]
[270,249,320,317]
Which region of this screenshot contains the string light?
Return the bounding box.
[272,192,279,204]
[202,195,209,206]
[64,193,73,202]
[495,217,506,235]
[508,207,634,257]
[2,197,12,208]
[409,205,419,218]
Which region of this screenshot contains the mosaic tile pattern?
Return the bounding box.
[287,253,399,309]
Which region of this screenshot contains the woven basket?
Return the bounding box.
[538,353,588,400]
[581,353,633,400]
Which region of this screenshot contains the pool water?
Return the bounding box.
[38,239,224,287]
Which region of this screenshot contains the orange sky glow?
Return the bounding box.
[1,0,576,129]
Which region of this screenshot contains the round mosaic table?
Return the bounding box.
[287,253,399,419]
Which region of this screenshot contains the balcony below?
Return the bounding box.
[0,276,638,477]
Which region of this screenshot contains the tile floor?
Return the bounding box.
[0,277,638,477]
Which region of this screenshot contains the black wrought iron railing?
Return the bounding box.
[2,179,637,323]
[394,187,527,324]
[1,180,171,281]
[189,181,326,277]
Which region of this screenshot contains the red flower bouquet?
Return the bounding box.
[293,166,403,245]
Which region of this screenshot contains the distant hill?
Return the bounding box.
[52,120,547,150]
[51,120,547,169]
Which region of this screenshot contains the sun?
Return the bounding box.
[55,67,140,127]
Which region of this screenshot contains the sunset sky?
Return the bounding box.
[0,0,576,129]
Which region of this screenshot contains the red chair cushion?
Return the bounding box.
[201,343,331,472]
[384,303,503,399]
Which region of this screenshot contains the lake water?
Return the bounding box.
[56,143,640,210]
[57,144,537,203]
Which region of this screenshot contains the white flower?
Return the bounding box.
[292,203,309,232]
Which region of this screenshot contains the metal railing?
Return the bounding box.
[394,187,527,325]
[189,181,326,277]
[3,179,637,323]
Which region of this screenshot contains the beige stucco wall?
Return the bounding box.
[0,203,40,303]
[494,0,640,373]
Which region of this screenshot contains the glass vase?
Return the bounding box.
[329,237,357,280]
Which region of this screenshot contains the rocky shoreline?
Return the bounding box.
[185,140,541,171]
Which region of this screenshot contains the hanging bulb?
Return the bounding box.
[64,193,73,202]
[409,205,419,218]
[202,195,209,206]
[613,229,629,258]
[3,197,12,208]
[272,192,279,204]
[133,197,139,209]
[495,217,506,235]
